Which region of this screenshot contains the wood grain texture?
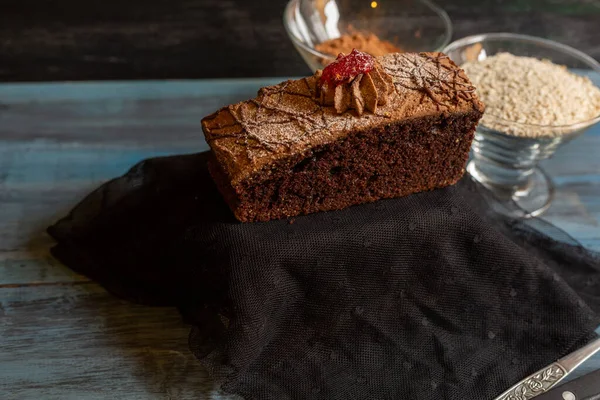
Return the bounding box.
[0,0,598,82]
[0,284,235,400]
[0,78,598,398]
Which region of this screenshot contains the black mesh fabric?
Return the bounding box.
[48,152,600,400]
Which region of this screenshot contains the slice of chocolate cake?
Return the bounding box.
[202,50,485,222]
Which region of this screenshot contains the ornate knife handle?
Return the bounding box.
[494,337,600,400]
[495,364,567,400]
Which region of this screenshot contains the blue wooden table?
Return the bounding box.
[0,79,599,399]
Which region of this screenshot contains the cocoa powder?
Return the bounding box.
[315,32,402,59]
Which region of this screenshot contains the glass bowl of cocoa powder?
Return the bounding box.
[284,0,452,72]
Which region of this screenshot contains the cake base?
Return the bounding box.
[209,111,480,222]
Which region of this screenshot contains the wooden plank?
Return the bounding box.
[542,132,600,251]
[0,0,599,82]
[0,79,282,102]
[0,283,236,399]
[0,79,283,143]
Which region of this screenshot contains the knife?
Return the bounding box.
[535,368,600,400]
[493,337,600,400]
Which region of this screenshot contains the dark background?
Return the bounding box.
[0,0,598,82]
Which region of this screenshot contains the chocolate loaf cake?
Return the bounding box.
[202,51,484,222]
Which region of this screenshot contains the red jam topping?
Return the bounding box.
[319,49,375,87]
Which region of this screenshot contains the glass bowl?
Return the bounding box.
[443,33,600,217]
[283,0,452,72]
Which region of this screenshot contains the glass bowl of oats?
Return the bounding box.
[444,33,600,217]
[284,0,452,72]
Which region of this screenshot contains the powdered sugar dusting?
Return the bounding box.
[380,52,477,108]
